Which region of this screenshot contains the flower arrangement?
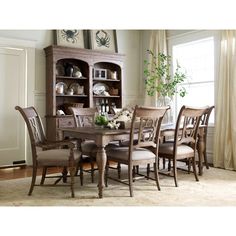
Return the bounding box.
[95,114,109,126]
[107,106,134,129]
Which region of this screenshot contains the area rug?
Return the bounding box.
[1,166,236,206]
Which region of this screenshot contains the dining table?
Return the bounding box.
[61,126,131,198]
[60,124,207,198]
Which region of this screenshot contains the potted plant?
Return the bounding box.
[144,50,187,105]
[144,50,188,123]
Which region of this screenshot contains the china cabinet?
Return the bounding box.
[44,45,124,141]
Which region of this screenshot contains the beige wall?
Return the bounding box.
[0,30,143,120]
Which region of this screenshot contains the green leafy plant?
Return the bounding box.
[95,114,108,126]
[144,50,187,98]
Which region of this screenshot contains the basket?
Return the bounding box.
[64,103,84,114]
[109,88,119,96]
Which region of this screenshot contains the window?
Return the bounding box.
[168,31,217,123]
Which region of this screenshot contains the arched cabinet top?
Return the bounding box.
[44,45,125,66]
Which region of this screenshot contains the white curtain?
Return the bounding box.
[213,30,236,170]
[144,30,167,107]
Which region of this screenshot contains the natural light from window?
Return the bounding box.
[172,37,215,123]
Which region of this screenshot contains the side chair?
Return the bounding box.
[69,107,119,185]
[158,105,207,187]
[197,105,215,175]
[15,106,81,198]
[69,107,98,184]
[105,105,169,197]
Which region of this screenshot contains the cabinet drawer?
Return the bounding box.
[57,117,75,128]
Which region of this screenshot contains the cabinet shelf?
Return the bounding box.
[56,76,87,80]
[93,78,120,82]
[93,95,120,98]
[56,94,87,97]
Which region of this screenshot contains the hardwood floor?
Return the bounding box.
[0,162,95,181]
[0,166,63,180]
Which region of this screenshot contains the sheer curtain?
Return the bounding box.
[213,30,236,170]
[144,30,167,106]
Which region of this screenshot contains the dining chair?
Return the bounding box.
[15,106,81,198]
[197,105,214,174]
[158,105,207,187]
[105,105,169,197]
[69,107,119,185]
[69,107,98,184]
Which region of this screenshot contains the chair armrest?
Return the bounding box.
[40,140,75,150]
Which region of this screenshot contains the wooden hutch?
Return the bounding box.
[44,45,125,141]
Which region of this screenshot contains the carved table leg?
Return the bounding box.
[96,146,107,198]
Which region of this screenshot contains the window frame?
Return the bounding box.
[167,30,220,125]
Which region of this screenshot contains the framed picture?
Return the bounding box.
[89,30,117,52]
[56,30,85,48]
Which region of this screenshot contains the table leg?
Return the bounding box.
[96,146,107,198]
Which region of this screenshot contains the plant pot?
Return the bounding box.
[157,96,173,124]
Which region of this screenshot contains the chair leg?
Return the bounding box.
[168,159,171,171]
[132,166,136,182]
[153,162,161,191]
[75,161,80,176]
[90,160,95,183]
[80,162,84,186]
[40,166,47,185]
[62,167,68,183]
[163,158,166,169]
[105,162,109,187]
[69,166,76,198]
[128,165,134,197]
[192,156,199,182]
[147,163,150,179]
[173,160,178,187]
[204,150,210,169]
[187,159,191,174]
[117,162,121,179]
[28,166,37,196]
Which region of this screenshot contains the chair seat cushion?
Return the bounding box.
[106,146,156,161]
[37,149,81,166]
[81,140,97,154]
[119,139,138,147]
[158,143,194,158]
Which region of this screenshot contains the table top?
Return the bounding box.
[60,126,131,135]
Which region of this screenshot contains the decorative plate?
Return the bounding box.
[69,83,84,95]
[55,82,68,94]
[93,82,109,95]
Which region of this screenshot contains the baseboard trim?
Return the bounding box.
[0,163,26,169]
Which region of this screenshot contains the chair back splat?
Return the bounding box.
[129,106,170,161]
[69,107,97,127]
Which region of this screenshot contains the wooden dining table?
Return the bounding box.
[61,124,207,198]
[61,127,131,198]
